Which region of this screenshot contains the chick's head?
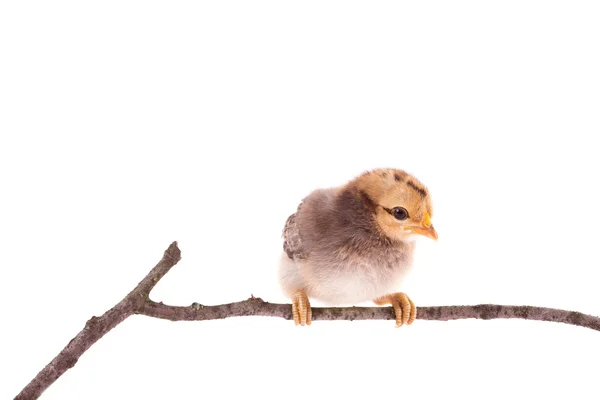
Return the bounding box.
[351,168,438,243]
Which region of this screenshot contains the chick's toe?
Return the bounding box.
[292,290,312,326]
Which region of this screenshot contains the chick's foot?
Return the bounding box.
[374,292,416,327]
[292,290,312,326]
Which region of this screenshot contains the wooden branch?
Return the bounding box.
[141,300,600,330]
[16,242,600,399]
[16,242,182,400]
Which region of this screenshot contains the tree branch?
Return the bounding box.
[141,299,600,330]
[16,242,182,400]
[16,242,600,399]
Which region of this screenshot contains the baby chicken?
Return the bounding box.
[279,168,437,327]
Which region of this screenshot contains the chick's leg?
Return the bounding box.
[292,290,312,326]
[373,292,416,327]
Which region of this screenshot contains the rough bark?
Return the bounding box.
[15,242,182,400]
[142,299,600,330]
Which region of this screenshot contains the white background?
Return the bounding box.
[2,1,599,399]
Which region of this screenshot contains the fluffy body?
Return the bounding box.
[279,168,433,306]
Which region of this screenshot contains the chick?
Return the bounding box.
[279,168,437,327]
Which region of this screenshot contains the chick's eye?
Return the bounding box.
[392,207,409,220]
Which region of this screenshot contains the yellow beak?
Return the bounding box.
[404,212,438,240]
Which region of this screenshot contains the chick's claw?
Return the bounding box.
[292,290,312,326]
[374,292,417,327]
